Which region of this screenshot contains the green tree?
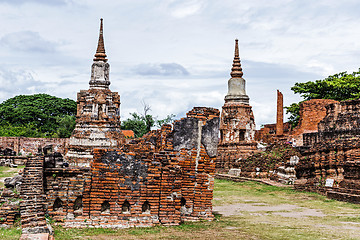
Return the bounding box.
[121,113,148,138]
[121,113,175,138]
[156,114,176,128]
[286,69,360,128]
[0,94,77,137]
[54,115,76,138]
[0,123,46,138]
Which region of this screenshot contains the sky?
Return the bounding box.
[0,0,359,128]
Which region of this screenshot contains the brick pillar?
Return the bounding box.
[276,90,284,135]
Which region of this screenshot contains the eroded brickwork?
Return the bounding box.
[291,99,338,146]
[295,99,360,203]
[0,137,68,156]
[65,20,125,167]
[43,107,219,228]
[276,90,284,136]
[216,39,257,172]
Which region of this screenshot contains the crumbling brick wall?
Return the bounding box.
[295,99,360,203]
[0,137,68,156]
[255,122,291,143]
[43,107,219,228]
[0,188,21,227]
[291,99,338,146]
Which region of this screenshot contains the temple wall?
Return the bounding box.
[41,107,219,228]
[0,137,68,156]
[295,100,360,203]
[291,99,338,146]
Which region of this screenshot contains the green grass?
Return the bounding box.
[0,165,25,178]
[0,165,24,187]
[3,178,360,239]
[51,179,360,239]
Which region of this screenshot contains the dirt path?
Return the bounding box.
[213,199,360,238]
[213,202,326,218]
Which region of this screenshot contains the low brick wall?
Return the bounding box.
[43,107,219,228]
[0,137,68,156]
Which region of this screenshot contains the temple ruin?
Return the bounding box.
[295,99,360,203]
[65,19,125,167]
[0,17,360,240]
[216,39,257,172]
[0,19,220,239]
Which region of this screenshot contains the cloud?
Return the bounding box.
[133,63,190,77]
[165,0,205,18]
[0,31,57,52]
[0,67,43,102]
[244,60,322,81]
[0,0,68,5]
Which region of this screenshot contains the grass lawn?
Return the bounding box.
[0,165,24,188]
[2,179,360,239]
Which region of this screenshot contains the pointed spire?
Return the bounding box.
[230,39,243,78]
[94,18,107,62]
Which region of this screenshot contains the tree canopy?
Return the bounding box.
[121,113,175,138]
[0,94,77,138]
[286,69,360,128]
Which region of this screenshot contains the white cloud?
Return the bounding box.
[166,0,205,18]
[0,0,360,128]
[1,31,57,52]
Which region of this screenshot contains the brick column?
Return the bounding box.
[276,90,284,135]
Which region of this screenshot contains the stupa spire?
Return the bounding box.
[94,18,107,62]
[230,39,243,78]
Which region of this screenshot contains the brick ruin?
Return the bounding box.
[13,106,218,233]
[276,90,284,136]
[65,19,125,167]
[0,136,68,156]
[216,39,257,172]
[43,107,219,229]
[2,19,360,238]
[290,99,339,146]
[0,19,221,237]
[295,99,360,202]
[255,90,291,143]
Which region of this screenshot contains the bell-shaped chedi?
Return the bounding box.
[65,19,124,167]
[224,39,249,104]
[216,39,257,172]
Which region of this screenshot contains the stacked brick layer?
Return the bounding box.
[295,99,360,203]
[291,99,338,146]
[0,137,68,156]
[65,88,125,167]
[0,188,21,227]
[44,107,219,228]
[20,156,49,234]
[217,101,257,172]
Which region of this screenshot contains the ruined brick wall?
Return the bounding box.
[255,122,291,143]
[44,168,91,224]
[0,188,20,227]
[291,99,338,146]
[0,137,68,156]
[295,99,360,203]
[44,107,219,228]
